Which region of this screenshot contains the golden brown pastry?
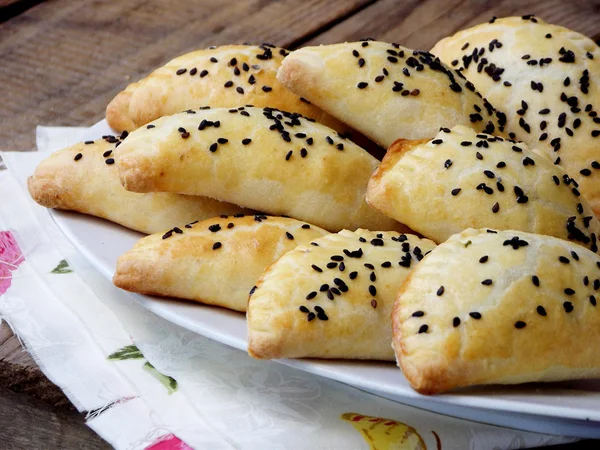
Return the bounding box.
[106,44,345,133]
[114,215,328,312]
[277,41,504,148]
[28,137,249,234]
[431,16,600,215]
[367,125,600,252]
[115,106,404,232]
[394,228,600,394]
[247,229,436,360]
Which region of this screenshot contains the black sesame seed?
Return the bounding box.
[437,286,444,296]
[224,81,233,88]
[262,86,272,92]
[311,264,323,273]
[217,138,228,144]
[476,152,483,160]
[364,263,374,269]
[564,288,576,295]
[469,312,482,319]
[242,138,252,145]
[418,324,428,334]
[514,321,527,329]
[484,170,495,178]
[481,279,493,286]
[320,284,330,292]
[532,275,540,286]
[492,202,500,213]
[162,231,172,239]
[452,317,461,327]
[285,150,292,161]
[74,153,83,161]
[236,86,244,94]
[357,82,368,89]
[479,256,489,263]
[559,256,570,264]
[306,291,317,300]
[307,312,316,321]
[591,295,597,306]
[412,311,425,318]
[571,250,580,261]
[349,271,358,280]
[105,158,115,165]
[176,68,187,75]
[369,285,377,296]
[432,139,444,145]
[451,188,461,196]
[212,242,222,250]
[209,143,218,152]
[563,301,574,313]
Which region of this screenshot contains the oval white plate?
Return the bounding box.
[50,208,600,439]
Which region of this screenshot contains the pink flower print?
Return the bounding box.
[0,231,24,296]
[146,434,193,450]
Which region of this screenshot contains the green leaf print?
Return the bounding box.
[51,259,73,274]
[108,345,178,394]
[143,362,178,394]
[107,344,144,361]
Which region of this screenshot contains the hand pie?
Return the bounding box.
[115,106,405,232]
[367,125,600,253]
[114,215,328,312]
[277,41,504,148]
[106,44,344,133]
[431,16,600,215]
[28,138,249,234]
[394,228,600,394]
[247,229,436,360]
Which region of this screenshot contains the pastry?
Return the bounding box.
[28,137,249,234]
[106,44,345,133]
[114,215,328,312]
[394,228,600,394]
[247,229,436,360]
[367,125,600,252]
[431,16,600,215]
[115,106,404,232]
[277,41,504,148]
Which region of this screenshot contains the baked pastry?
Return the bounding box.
[367,125,600,253]
[114,215,328,312]
[277,41,504,148]
[28,137,249,234]
[431,16,600,215]
[394,228,600,394]
[115,106,404,232]
[247,229,436,360]
[106,44,345,133]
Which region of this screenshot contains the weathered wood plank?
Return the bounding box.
[0,0,371,152]
[303,0,600,51]
[0,386,110,449]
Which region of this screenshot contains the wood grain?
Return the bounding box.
[303,0,600,51]
[0,386,110,449]
[0,0,371,152]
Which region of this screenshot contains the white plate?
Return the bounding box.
[50,208,600,439]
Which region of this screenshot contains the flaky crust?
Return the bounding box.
[106,44,345,133]
[394,228,600,394]
[27,139,249,234]
[431,16,600,215]
[113,215,327,311]
[247,229,436,360]
[277,41,504,148]
[115,106,405,232]
[367,125,600,252]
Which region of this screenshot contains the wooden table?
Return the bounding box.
[1,0,600,447]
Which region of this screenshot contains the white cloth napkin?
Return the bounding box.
[0,126,579,449]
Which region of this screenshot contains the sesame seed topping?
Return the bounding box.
[469,312,482,319]
[224,81,233,88]
[418,324,428,334]
[357,82,368,89]
[437,286,444,296]
[481,279,493,285]
[563,301,574,313]
[453,317,461,327]
[311,264,322,273]
[591,295,597,306]
[368,285,377,296]
[285,231,294,240]
[559,256,570,264]
[532,275,540,286]
[212,242,222,250]
[451,188,461,196]
[262,86,272,92]
[74,153,83,161]
[105,158,115,165]
[514,321,526,329]
[307,312,316,321]
[492,202,500,213]
[176,68,187,75]
[412,311,425,317]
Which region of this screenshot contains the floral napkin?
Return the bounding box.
[0,125,579,449]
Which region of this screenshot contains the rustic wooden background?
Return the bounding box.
[1,0,600,447]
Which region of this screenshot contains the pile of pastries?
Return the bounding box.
[29,16,600,395]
